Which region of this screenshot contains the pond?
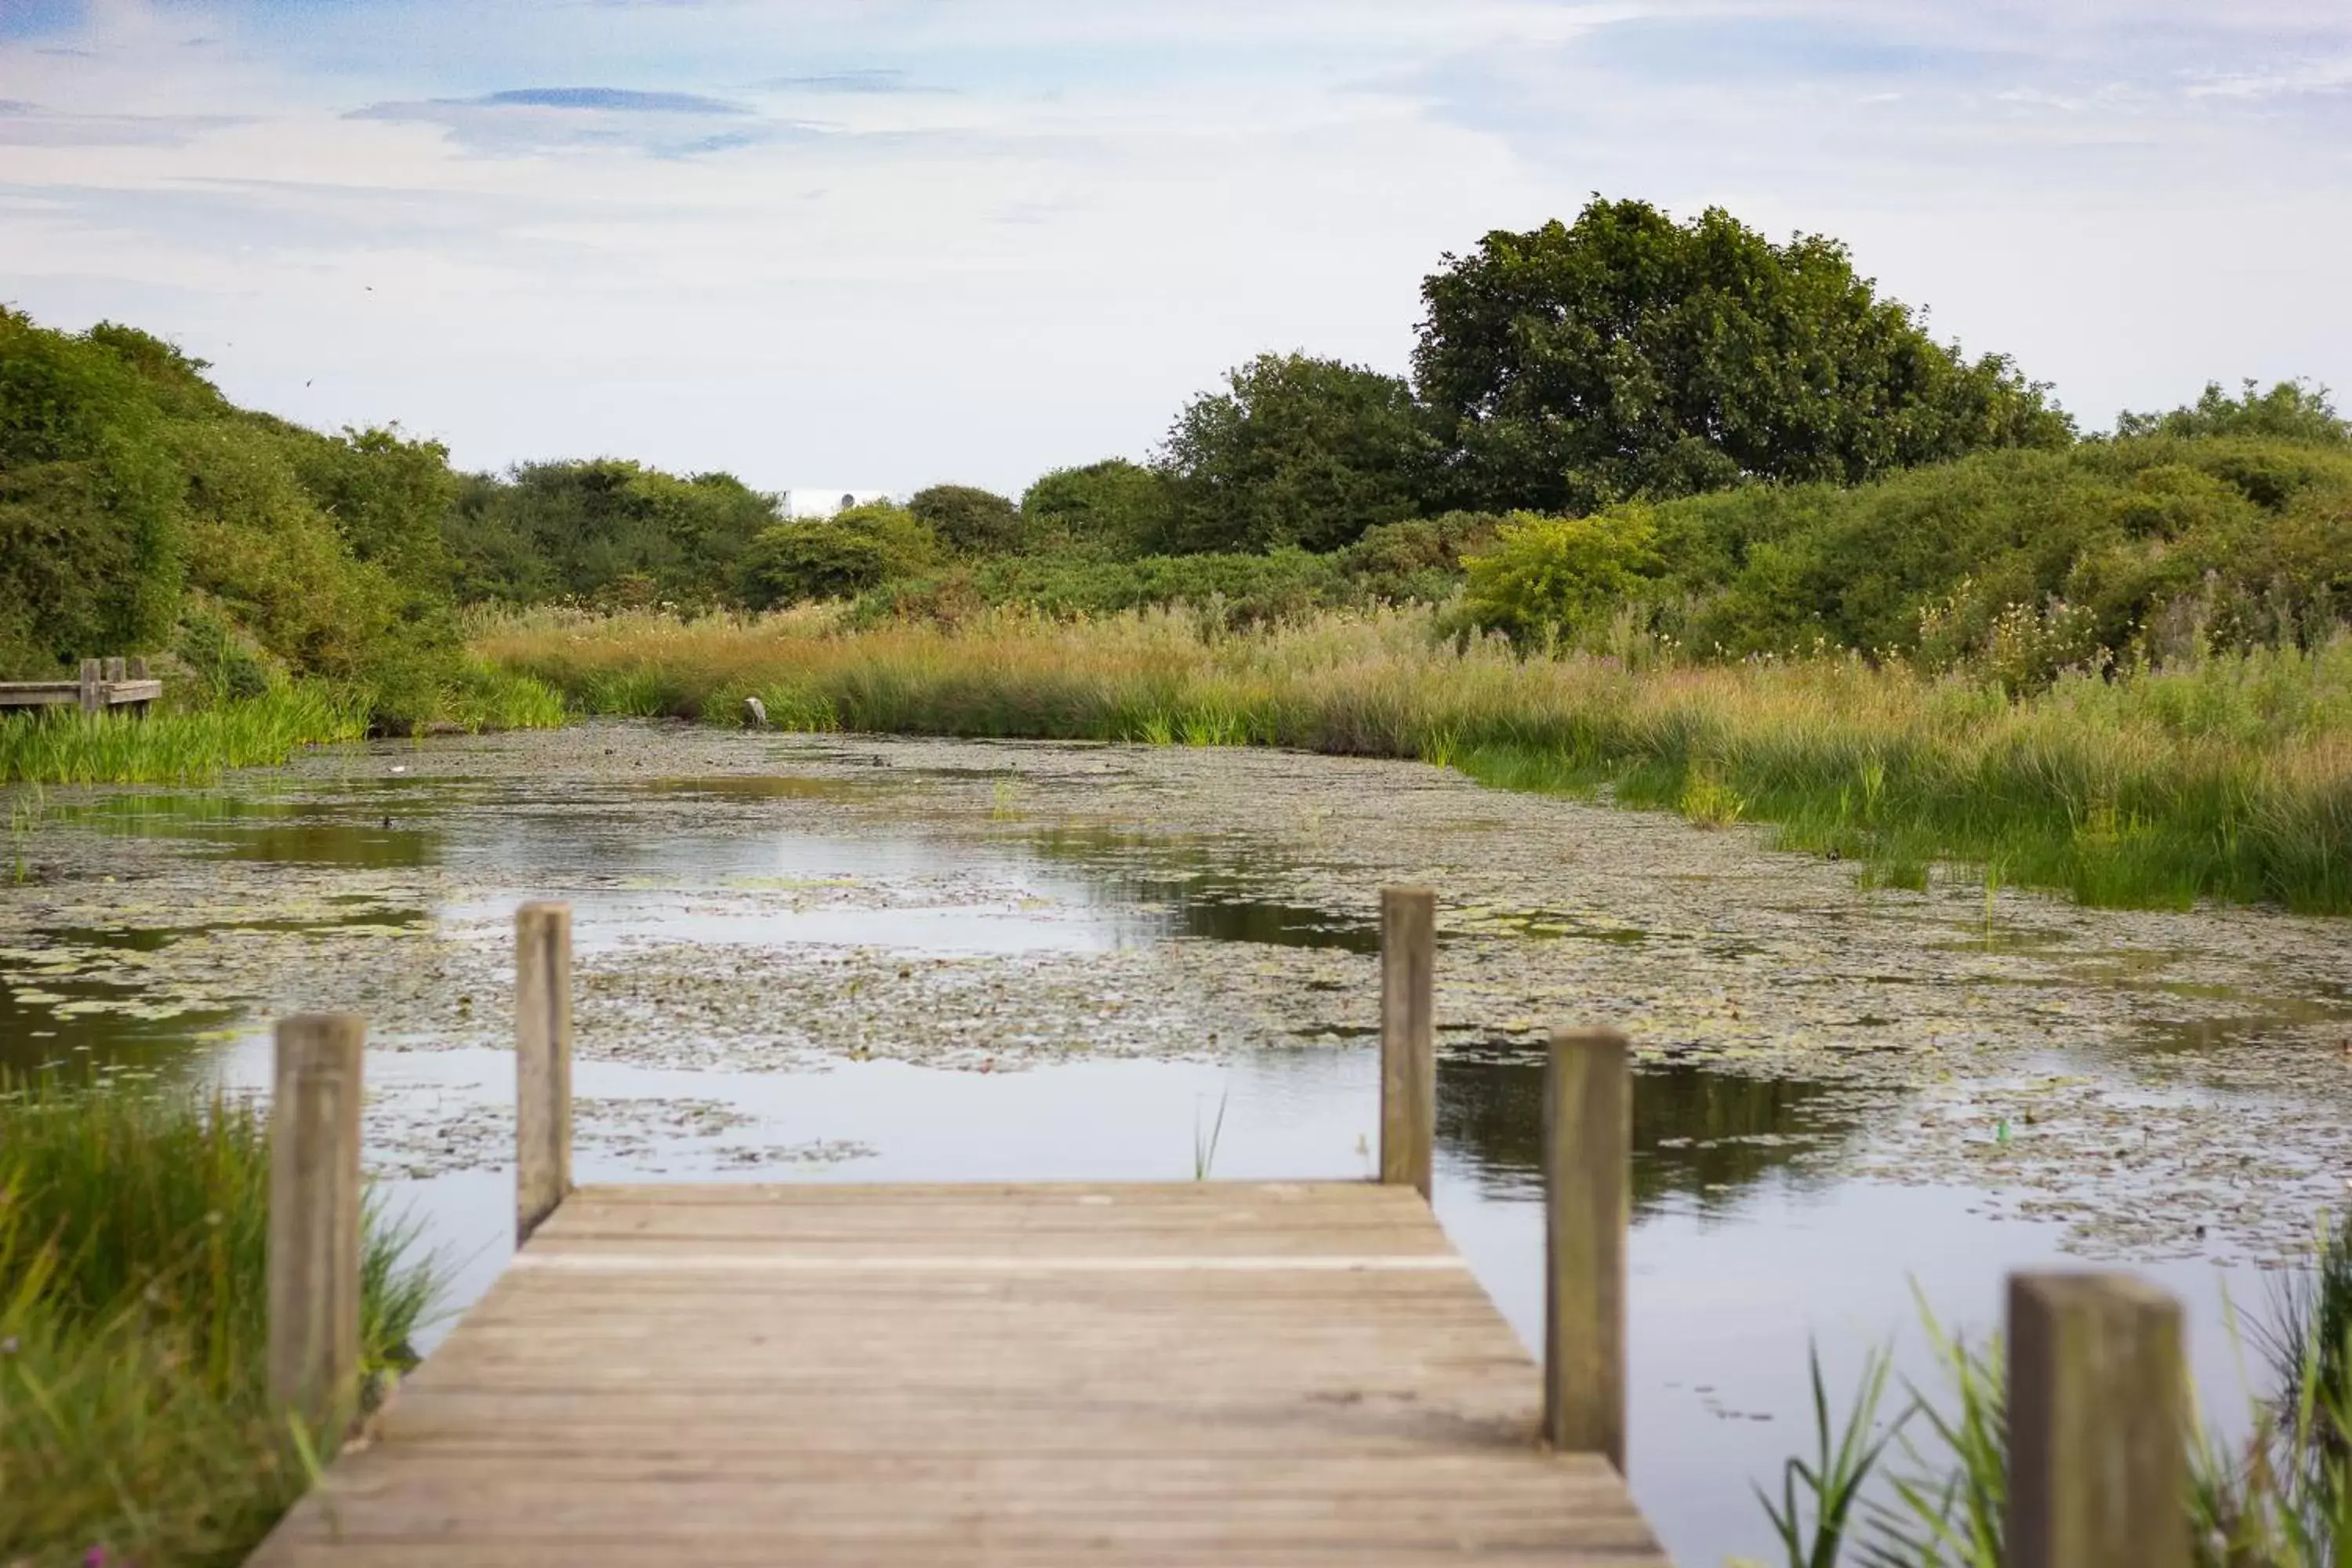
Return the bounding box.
[7,720,2352,1566]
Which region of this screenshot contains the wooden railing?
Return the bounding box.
[0,656,162,714]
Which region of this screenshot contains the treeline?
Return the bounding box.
[6,194,2347,718]
[0,309,466,726]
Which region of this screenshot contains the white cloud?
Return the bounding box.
[1,0,2347,493]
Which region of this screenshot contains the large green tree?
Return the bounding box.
[1156,353,1434,553]
[1414,198,2075,514]
[1019,459,1176,559]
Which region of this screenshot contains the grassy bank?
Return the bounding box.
[0,1077,437,1567]
[477,604,2352,913]
[0,662,565,787]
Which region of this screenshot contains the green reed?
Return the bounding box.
[0,1076,439,1567]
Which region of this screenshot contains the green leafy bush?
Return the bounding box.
[1019,459,1177,558]
[2116,379,2347,445]
[1158,352,1435,553]
[0,310,484,729]
[443,459,780,608]
[909,484,1024,555]
[741,503,941,608]
[1458,508,1667,647]
[1337,511,1504,602]
[0,310,184,673]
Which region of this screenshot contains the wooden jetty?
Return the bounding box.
[245,890,2194,1568]
[0,656,161,715]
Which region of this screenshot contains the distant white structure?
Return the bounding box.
[781,488,893,520]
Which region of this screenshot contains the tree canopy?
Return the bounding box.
[1413,198,2076,514]
[909,484,1023,555]
[1156,353,1434,553]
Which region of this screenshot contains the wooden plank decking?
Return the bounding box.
[249,1179,1671,1566]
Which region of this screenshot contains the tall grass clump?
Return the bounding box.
[1751,1224,2352,1567]
[474,603,2352,913]
[0,659,568,788]
[0,685,368,786]
[0,1076,437,1567]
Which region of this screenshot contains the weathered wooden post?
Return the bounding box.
[1379,885,1436,1197]
[128,655,148,681]
[515,900,575,1243]
[1544,1025,1630,1472]
[76,658,101,714]
[2007,1272,2187,1568]
[267,1012,365,1430]
[103,655,125,685]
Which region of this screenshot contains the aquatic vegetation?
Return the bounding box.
[476,604,2352,913]
[0,660,565,788]
[1755,1231,2352,1568]
[0,685,369,786]
[0,1076,439,1567]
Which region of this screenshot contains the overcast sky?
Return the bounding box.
[4,0,2348,496]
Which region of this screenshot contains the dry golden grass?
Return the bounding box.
[474,604,2352,911]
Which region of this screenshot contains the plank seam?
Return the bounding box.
[510,1252,1474,1275]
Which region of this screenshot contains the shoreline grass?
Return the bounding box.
[0,661,565,788]
[0,1076,438,1567]
[475,603,2352,915]
[1755,1229,2352,1567]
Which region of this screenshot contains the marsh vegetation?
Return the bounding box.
[0,1078,437,1567]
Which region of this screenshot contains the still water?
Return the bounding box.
[6,726,2345,1567]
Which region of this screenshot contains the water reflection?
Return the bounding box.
[1027,824,1381,952]
[1437,1045,1854,1215]
[62,792,438,867]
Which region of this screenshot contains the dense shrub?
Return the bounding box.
[1337,511,1504,602]
[0,310,470,727]
[1157,352,1436,553]
[0,310,184,671]
[909,483,1023,555]
[1458,509,1667,648]
[1019,459,1177,557]
[741,503,941,608]
[444,459,779,608]
[2115,379,2347,445]
[1446,434,2352,676]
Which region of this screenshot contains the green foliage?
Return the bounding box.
[1762,1229,2352,1568]
[741,502,941,608]
[1019,459,1178,558]
[2118,379,2348,446]
[1334,511,1504,604]
[1436,436,2352,679]
[1756,1344,1904,1568]
[0,686,370,786]
[443,459,780,608]
[1458,508,1667,647]
[1414,198,2074,514]
[0,309,185,672]
[0,1076,438,1566]
[0,307,510,732]
[909,483,1024,556]
[1158,352,1436,553]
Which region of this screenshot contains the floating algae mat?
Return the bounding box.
[5,720,2351,1566]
